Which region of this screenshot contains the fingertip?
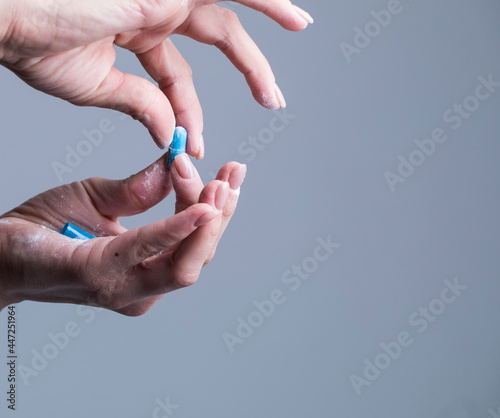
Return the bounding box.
[278,5,313,31]
[215,162,237,183]
[199,180,225,209]
[141,108,176,150]
[229,163,247,191]
[194,209,219,227]
[171,153,194,180]
[256,90,281,110]
[215,181,230,211]
[254,84,286,110]
[186,132,204,160]
[196,135,205,160]
[292,5,314,27]
[189,203,220,227]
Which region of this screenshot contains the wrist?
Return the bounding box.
[0,219,19,310]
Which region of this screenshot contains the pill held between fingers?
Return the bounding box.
[167,127,188,170]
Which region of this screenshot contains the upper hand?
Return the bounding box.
[0,0,313,154]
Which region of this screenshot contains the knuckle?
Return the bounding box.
[204,252,216,266]
[158,71,192,92]
[88,277,128,311]
[173,269,200,288]
[125,178,155,214]
[118,304,151,317]
[213,9,240,51]
[207,224,220,240]
[128,81,160,117]
[219,8,240,25]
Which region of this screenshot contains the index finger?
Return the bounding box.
[195,0,313,31]
[104,203,217,269]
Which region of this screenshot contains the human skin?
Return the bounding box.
[0,153,247,316]
[0,0,313,155]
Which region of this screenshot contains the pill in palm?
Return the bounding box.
[61,222,95,240]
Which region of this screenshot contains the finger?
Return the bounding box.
[177,5,286,110]
[137,39,205,159]
[85,67,176,149]
[105,203,218,269]
[82,153,173,220]
[170,154,205,213]
[205,162,247,263]
[197,0,313,31]
[139,180,229,289]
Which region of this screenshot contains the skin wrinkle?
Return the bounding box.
[61,42,119,104]
[80,181,117,226]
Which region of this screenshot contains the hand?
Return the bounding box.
[0,153,247,316]
[0,0,313,155]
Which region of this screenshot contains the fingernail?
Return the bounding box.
[196,135,205,160]
[195,210,219,227]
[215,182,230,211]
[173,153,193,179]
[293,5,314,24]
[229,164,247,191]
[274,84,287,109]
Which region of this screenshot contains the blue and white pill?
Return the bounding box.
[61,222,95,240]
[167,127,188,169]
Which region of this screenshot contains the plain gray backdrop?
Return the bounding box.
[1,0,500,416]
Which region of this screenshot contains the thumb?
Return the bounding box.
[82,154,173,219]
[85,67,176,149]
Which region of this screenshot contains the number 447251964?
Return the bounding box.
[7,306,16,354]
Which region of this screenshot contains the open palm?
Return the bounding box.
[0,152,246,316]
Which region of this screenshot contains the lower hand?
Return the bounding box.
[0,153,246,316]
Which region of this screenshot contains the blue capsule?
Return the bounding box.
[61,222,95,240]
[167,127,188,170]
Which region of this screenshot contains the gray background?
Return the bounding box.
[1,0,500,416]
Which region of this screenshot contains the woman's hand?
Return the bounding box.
[0,0,313,155]
[0,152,246,316]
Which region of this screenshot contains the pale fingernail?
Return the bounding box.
[293,5,314,24]
[196,135,205,160]
[173,153,193,179]
[215,182,230,211]
[274,84,287,109]
[229,164,247,191]
[195,210,219,227]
